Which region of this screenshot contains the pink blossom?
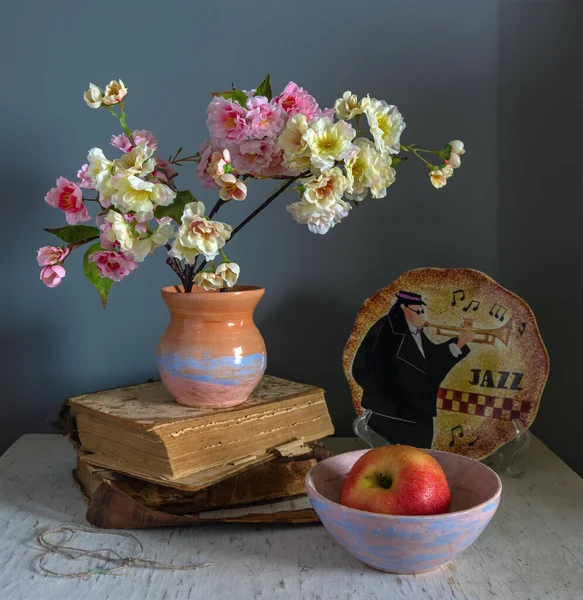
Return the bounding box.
[133,130,158,150]
[231,138,280,176]
[215,173,247,201]
[206,97,250,143]
[76,164,94,190]
[44,177,90,224]
[315,107,335,120]
[196,140,215,187]
[246,97,286,138]
[153,158,177,183]
[96,214,118,251]
[40,265,66,288]
[89,250,138,282]
[110,133,133,153]
[196,140,230,189]
[274,82,320,120]
[37,246,70,266]
[262,147,294,178]
[208,148,231,177]
[111,130,158,153]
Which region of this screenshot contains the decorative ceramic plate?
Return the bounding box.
[343,268,549,460]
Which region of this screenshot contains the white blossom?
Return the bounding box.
[303,116,356,171]
[131,217,175,262]
[345,138,396,201]
[302,167,347,210]
[334,91,364,120]
[113,143,156,177]
[279,114,311,174]
[169,201,232,263]
[363,98,406,155]
[429,169,448,189]
[287,197,351,235]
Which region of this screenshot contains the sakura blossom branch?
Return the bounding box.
[38,75,466,306]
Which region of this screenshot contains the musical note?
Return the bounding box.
[468,436,479,447]
[518,322,527,336]
[449,425,464,447]
[489,303,507,321]
[462,300,480,312]
[451,290,465,307]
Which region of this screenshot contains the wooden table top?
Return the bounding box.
[0,434,581,599]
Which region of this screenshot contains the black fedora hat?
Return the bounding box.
[395,290,426,305]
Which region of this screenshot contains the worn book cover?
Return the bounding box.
[73,443,329,529]
[64,375,334,482]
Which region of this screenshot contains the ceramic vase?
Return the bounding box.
[157,285,267,408]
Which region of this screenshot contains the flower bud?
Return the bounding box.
[449,140,465,155]
[102,80,128,106]
[40,265,66,288]
[447,152,462,169]
[215,262,240,288]
[84,84,103,109]
[194,271,224,291]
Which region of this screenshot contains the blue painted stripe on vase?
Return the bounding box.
[158,351,266,386]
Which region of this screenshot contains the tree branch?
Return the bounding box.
[165,244,185,285]
[208,199,224,219]
[194,173,307,276]
[229,174,306,242]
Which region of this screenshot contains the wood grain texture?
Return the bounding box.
[1,434,582,599]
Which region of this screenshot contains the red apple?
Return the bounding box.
[339,445,451,516]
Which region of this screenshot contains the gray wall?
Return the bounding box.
[498,1,583,474]
[2,1,575,474]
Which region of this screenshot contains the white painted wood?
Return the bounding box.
[0,434,581,600]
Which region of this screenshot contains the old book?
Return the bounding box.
[74,441,329,513]
[66,375,334,483]
[83,483,318,529]
[73,446,325,529]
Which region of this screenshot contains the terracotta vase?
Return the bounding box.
[156,285,267,408]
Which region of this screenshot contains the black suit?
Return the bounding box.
[352,314,470,448]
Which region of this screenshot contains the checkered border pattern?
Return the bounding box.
[437,388,532,422]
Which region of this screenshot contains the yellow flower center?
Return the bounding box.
[131,189,151,203]
[352,158,364,179]
[317,131,339,152]
[223,115,236,129]
[377,113,391,139]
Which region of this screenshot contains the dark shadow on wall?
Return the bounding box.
[0,325,62,451]
[259,294,358,436]
[498,2,583,474]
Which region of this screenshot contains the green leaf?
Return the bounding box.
[255,74,272,101]
[210,89,248,107]
[155,190,196,223]
[83,243,114,309]
[44,225,100,245]
[391,156,409,167]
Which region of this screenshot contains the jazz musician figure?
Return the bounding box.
[352,290,475,448]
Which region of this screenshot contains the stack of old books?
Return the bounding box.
[58,375,334,528]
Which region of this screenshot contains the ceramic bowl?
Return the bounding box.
[305,449,501,574]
